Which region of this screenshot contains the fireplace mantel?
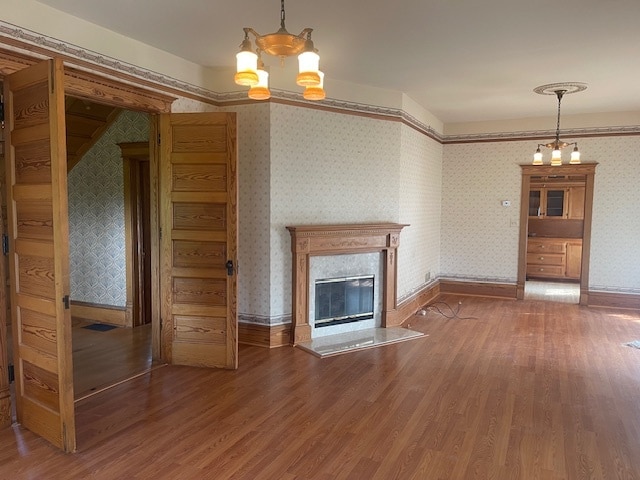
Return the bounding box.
[286,223,408,345]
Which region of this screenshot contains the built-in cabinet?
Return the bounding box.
[528,182,585,219]
[526,174,587,281]
[527,238,582,280]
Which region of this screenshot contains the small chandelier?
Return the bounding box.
[532,82,587,166]
[234,0,324,101]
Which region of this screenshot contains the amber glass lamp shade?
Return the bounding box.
[248,68,271,100]
[303,71,325,100]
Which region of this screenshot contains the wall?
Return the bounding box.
[398,124,443,300]
[441,141,524,283]
[441,135,640,293]
[68,110,150,306]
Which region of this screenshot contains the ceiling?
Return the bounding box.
[35,0,640,124]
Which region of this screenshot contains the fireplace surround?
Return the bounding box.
[286,223,408,345]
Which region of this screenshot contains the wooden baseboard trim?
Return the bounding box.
[71,301,128,327]
[391,282,441,327]
[439,280,518,299]
[238,322,291,348]
[587,291,640,310]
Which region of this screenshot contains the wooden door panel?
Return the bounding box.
[160,113,237,369]
[5,59,76,452]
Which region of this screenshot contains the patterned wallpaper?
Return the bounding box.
[441,141,524,282]
[229,104,272,320]
[441,136,640,292]
[581,136,640,292]
[398,124,443,300]
[68,110,150,306]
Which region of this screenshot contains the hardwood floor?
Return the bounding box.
[2,295,640,479]
[72,320,154,400]
[524,280,580,304]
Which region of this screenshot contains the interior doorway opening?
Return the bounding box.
[66,100,155,399]
[517,163,597,305]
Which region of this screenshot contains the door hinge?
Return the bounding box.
[8,364,14,383]
[62,295,70,310]
[2,234,8,255]
[157,133,161,145]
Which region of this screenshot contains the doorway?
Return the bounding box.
[517,163,597,304]
[66,104,154,399]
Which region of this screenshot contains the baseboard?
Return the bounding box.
[238,322,291,348]
[390,282,441,327]
[587,291,640,310]
[439,279,518,299]
[70,301,128,327]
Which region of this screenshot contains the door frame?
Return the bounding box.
[0,47,175,443]
[517,163,598,304]
[120,142,152,328]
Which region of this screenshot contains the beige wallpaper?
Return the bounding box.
[398,124,443,300]
[441,141,524,282]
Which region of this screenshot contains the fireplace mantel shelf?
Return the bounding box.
[286,223,408,345]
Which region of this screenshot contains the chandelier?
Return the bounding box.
[234,0,325,101]
[532,82,587,166]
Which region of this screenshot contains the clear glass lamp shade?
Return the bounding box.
[303,71,325,100]
[234,50,259,86]
[296,50,321,86]
[550,148,562,166]
[248,69,271,100]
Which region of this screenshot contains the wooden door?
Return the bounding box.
[4,59,76,451]
[159,113,238,369]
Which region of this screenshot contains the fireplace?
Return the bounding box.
[315,275,375,328]
[287,223,408,345]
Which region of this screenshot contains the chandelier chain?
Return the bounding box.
[280,0,286,29]
[554,90,565,146]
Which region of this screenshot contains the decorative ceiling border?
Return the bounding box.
[444,125,640,144]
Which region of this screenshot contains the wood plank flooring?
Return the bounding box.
[2,295,640,479]
[72,320,154,400]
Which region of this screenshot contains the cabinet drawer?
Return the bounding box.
[526,253,564,266]
[527,240,565,254]
[526,265,565,277]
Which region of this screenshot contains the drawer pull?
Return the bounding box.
[539,268,544,271]
[539,256,544,260]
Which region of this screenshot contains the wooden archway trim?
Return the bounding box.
[0,46,174,113]
[286,223,408,345]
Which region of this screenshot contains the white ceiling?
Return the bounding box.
[35,0,640,124]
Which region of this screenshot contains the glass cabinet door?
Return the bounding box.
[545,189,565,217]
[529,190,541,216]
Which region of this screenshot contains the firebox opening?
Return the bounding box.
[314,275,374,328]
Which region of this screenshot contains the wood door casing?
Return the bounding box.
[159,113,238,369]
[4,59,76,451]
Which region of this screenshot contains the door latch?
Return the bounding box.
[225,260,234,276]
